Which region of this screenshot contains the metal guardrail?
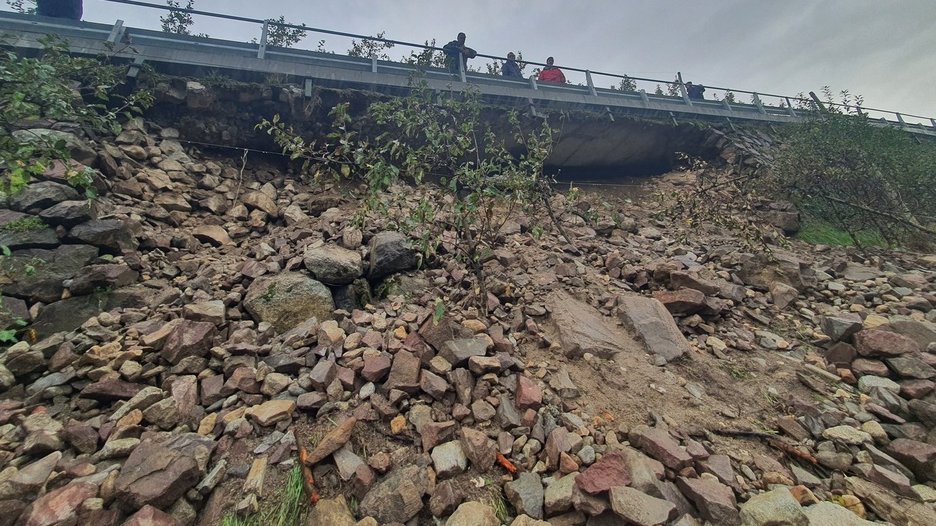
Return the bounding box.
[3,0,935,135]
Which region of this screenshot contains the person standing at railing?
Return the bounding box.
[537,57,566,84]
[442,32,476,74]
[686,82,706,100]
[502,52,522,79]
[36,0,83,20]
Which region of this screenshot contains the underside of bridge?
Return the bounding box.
[144,78,726,177]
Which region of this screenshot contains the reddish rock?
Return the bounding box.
[200,374,224,405]
[515,375,543,410]
[62,419,99,454]
[855,329,922,358]
[886,438,936,482]
[80,380,145,401]
[546,427,583,470]
[669,271,719,295]
[676,477,740,526]
[114,440,201,510]
[22,482,97,526]
[361,354,392,382]
[629,426,692,470]
[698,454,739,491]
[901,379,935,399]
[383,351,421,393]
[352,464,376,499]
[160,320,217,364]
[222,367,260,395]
[309,359,337,391]
[419,369,449,400]
[824,342,857,367]
[459,427,497,470]
[307,417,357,465]
[576,451,631,495]
[851,358,890,377]
[429,479,461,517]
[121,505,182,526]
[421,421,457,451]
[653,288,706,316]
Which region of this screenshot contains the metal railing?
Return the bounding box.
[10,0,935,131]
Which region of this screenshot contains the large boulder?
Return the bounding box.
[0,244,99,303]
[31,286,154,339]
[114,439,201,510]
[12,129,96,165]
[368,231,417,280]
[855,329,922,358]
[548,290,635,359]
[19,481,97,526]
[303,244,363,285]
[738,251,816,291]
[243,272,335,333]
[7,181,80,213]
[68,219,138,253]
[38,200,95,227]
[617,295,690,363]
[64,263,139,296]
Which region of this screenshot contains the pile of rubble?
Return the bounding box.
[0,113,935,526]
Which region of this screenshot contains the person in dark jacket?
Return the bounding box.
[442,32,475,74]
[37,0,83,20]
[537,57,565,84]
[502,52,522,79]
[686,82,706,100]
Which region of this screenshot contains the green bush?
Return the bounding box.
[770,90,936,248]
[259,80,560,312]
[1,36,153,194]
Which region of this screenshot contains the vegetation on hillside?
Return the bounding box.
[259,81,565,312]
[770,89,936,248]
[0,36,152,194]
[665,88,936,251]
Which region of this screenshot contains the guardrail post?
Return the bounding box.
[304,79,313,97]
[931,118,936,128]
[896,113,906,126]
[785,97,796,117]
[529,77,538,91]
[679,83,692,106]
[107,19,125,44]
[257,21,269,59]
[722,99,733,112]
[752,93,767,114]
[126,56,145,79]
[638,89,649,105]
[585,70,597,96]
[458,53,467,83]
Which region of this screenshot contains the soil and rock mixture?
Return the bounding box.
[1,111,936,526]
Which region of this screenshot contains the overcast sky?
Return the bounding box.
[7,0,935,122]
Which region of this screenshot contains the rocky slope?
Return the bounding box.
[0,116,935,526]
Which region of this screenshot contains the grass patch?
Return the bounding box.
[1,216,46,233]
[486,484,512,525]
[795,218,885,247]
[222,465,308,526]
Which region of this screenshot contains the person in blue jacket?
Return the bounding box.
[37,0,83,20]
[502,52,522,79]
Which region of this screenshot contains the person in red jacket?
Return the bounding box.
[537,57,566,84]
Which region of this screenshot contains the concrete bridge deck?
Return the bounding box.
[2,10,934,139]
